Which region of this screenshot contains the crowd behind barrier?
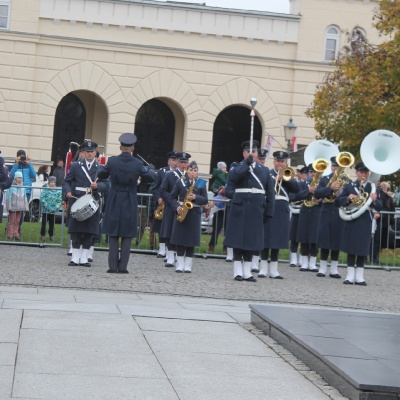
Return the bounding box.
[1,186,400,270]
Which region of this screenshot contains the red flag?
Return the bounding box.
[291,129,298,152]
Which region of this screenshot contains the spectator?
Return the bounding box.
[208,186,228,253]
[6,171,28,240]
[37,165,49,183]
[210,161,228,194]
[0,154,12,223]
[40,176,62,242]
[52,159,65,187]
[9,149,37,231]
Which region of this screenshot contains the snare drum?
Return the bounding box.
[70,194,99,221]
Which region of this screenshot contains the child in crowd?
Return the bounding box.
[40,176,62,242]
[6,171,28,240]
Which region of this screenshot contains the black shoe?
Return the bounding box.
[68,261,79,266]
[184,270,191,273]
[79,262,91,267]
[88,258,93,263]
[258,274,266,278]
[269,275,283,279]
[165,263,174,268]
[67,252,72,256]
[251,268,259,273]
[329,273,341,279]
[244,276,257,282]
[107,269,118,273]
[175,270,183,273]
[118,270,129,274]
[316,272,325,277]
[309,268,318,272]
[289,264,297,268]
[157,254,166,258]
[355,281,367,286]
[343,280,354,285]
[225,259,233,263]
[234,275,243,281]
[299,267,308,271]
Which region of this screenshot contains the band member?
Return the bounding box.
[169,161,208,272]
[335,162,382,285]
[62,140,108,267]
[314,156,343,278]
[288,166,308,267]
[151,151,178,258]
[224,141,275,282]
[251,148,268,272]
[259,151,298,279]
[160,152,190,267]
[97,133,156,273]
[296,163,322,272]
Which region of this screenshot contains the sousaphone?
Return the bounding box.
[304,140,339,176]
[339,130,400,220]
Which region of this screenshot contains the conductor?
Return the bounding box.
[97,133,156,273]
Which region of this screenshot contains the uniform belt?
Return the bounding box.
[75,187,89,192]
[275,195,289,201]
[236,188,265,194]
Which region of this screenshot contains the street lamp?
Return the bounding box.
[283,117,297,162]
[249,98,257,152]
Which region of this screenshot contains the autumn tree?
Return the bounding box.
[306,0,400,171]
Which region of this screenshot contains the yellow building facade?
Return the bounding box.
[0,0,380,171]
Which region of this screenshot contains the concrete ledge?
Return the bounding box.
[250,304,400,400]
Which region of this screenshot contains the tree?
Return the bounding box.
[306,0,400,184]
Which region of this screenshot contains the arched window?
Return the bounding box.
[324,26,340,62]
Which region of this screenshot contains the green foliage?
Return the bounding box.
[306,1,400,185]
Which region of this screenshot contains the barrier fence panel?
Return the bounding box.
[1,188,399,270]
[0,185,65,247]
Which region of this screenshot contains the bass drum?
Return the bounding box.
[70,194,99,221]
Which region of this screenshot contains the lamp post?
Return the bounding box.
[283,117,297,165]
[249,98,257,152]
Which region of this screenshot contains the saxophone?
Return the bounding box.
[177,179,195,222]
[154,203,164,220]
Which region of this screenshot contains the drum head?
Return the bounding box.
[71,195,91,213]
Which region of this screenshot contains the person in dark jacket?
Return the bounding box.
[97,133,155,273]
[224,141,275,282]
[0,154,12,223]
[159,152,190,267]
[169,161,208,272]
[259,151,298,279]
[314,156,343,278]
[62,140,108,267]
[150,151,178,257]
[335,162,382,286]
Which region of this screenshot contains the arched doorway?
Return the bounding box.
[210,106,262,172]
[134,99,176,169]
[52,93,86,163]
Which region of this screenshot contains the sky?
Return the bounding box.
[159,0,291,14]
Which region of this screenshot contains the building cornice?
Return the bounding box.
[39,0,300,44]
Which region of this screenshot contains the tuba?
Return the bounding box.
[339,130,400,220]
[275,167,295,194]
[177,179,195,222]
[303,158,329,207]
[324,152,355,203]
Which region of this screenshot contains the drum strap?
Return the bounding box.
[81,165,93,185]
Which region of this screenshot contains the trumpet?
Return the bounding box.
[303,158,329,207]
[325,152,355,203]
[275,167,295,194]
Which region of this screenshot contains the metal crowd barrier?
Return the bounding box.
[1,188,399,270]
